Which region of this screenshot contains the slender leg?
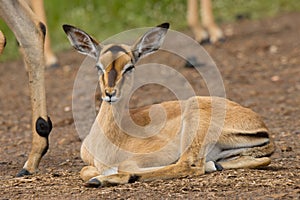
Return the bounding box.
[29,0,58,68]
[0,0,52,176]
[219,156,271,169]
[201,0,224,43]
[187,0,209,43]
[0,30,5,54]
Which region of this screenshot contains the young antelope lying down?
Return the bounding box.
[63,23,274,187]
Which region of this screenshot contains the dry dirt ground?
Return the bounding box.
[0,13,299,199]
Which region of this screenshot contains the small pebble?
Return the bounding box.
[269,45,278,54]
[271,75,280,82]
[64,106,71,112]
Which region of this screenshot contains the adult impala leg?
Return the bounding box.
[187,0,224,43]
[201,0,224,43]
[0,30,5,54]
[187,0,209,43]
[0,0,52,176]
[28,0,58,68]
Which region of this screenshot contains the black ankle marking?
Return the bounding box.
[16,168,32,177]
[41,141,49,157]
[128,174,140,183]
[38,22,46,38]
[214,162,224,171]
[36,116,52,138]
[47,62,60,69]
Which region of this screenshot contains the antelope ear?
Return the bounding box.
[62,24,101,59]
[131,23,169,62]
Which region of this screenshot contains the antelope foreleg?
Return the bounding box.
[29,0,58,68]
[201,0,224,43]
[17,29,51,176]
[0,30,6,54]
[0,0,52,176]
[187,0,209,43]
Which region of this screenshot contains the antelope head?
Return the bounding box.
[63,23,169,103]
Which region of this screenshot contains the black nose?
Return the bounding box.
[105,89,116,98]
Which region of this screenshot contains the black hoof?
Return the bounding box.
[199,38,211,45]
[84,178,101,188]
[16,168,32,177]
[214,162,224,171]
[46,62,60,69]
[200,37,226,45]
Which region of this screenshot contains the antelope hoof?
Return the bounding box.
[46,62,60,69]
[214,162,224,171]
[84,178,101,188]
[200,36,225,45]
[16,168,32,177]
[205,161,223,173]
[211,37,225,44]
[45,55,60,69]
[199,37,211,45]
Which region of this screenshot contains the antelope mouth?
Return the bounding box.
[102,96,119,103]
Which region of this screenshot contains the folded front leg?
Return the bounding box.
[85,158,205,187]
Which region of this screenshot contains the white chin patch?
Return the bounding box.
[102,96,110,102]
[111,96,119,102]
[102,96,118,103]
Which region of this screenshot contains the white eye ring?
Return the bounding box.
[96,63,105,74]
[122,63,135,74]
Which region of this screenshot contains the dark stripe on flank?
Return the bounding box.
[103,45,129,54]
[237,132,269,138]
[108,61,117,87]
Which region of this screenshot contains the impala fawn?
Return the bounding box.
[63,23,274,187]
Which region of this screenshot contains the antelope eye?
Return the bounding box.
[95,64,104,75]
[123,65,135,74]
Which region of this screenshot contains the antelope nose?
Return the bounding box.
[105,89,116,97]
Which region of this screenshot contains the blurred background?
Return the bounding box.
[0,0,299,61]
